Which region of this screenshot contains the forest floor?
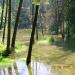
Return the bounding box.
[0,29,75,75]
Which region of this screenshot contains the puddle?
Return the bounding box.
[0,61,52,75]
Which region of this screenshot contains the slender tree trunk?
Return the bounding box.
[26,5,39,65]
[11,0,23,52]
[41,23,44,36]
[32,4,35,22]
[61,1,65,41]
[6,0,11,55]
[36,26,38,41]
[2,0,8,43]
[0,0,5,29]
[66,21,70,40]
[61,19,65,41]
[32,4,39,41]
[66,0,70,41]
[55,0,59,35]
[32,4,35,44]
[61,11,65,41]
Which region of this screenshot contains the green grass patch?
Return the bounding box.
[0,43,6,52]
[37,35,54,45]
[15,44,27,53]
[0,43,27,53]
[0,56,14,68]
[0,43,27,67]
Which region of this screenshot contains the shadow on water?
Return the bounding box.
[0,61,52,75]
[51,37,75,52]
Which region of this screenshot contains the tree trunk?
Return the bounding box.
[41,23,44,36]
[61,1,65,41]
[32,4,35,22]
[61,20,65,41]
[26,5,39,65]
[66,21,70,40]
[0,0,5,29]
[6,0,11,55]
[11,0,23,52]
[32,4,35,44]
[55,0,58,35]
[2,0,8,43]
[36,26,38,41]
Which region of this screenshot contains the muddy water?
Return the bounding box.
[0,61,52,75]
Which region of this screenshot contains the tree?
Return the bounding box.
[26,5,39,65]
[32,4,35,44]
[2,0,8,43]
[11,0,23,52]
[64,0,71,40]
[0,0,5,29]
[26,0,49,65]
[36,25,39,41]
[5,0,11,56]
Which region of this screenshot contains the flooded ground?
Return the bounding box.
[0,29,75,75]
[0,61,52,75]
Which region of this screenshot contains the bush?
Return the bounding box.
[48,36,54,44]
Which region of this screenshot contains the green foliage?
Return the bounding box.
[32,0,49,5]
[37,35,55,45]
[15,44,22,50]
[32,0,40,5]
[0,43,6,52]
[0,43,27,53]
[64,0,75,36]
[48,36,54,44]
[0,43,27,67]
[15,44,27,53]
[0,57,14,67]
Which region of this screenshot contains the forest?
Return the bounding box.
[0,0,75,75]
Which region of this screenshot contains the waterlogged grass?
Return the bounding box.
[31,35,75,75]
[0,28,75,75]
[0,43,27,67]
[37,35,54,45]
[0,43,27,53]
[0,43,6,52]
[0,57,14,68]
[15,44,27,53]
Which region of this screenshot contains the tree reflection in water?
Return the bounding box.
[0,61,51,75]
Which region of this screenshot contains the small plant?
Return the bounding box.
[0,43,6,52]
[48,36,54,44]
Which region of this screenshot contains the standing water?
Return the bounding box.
[0,61,52,75]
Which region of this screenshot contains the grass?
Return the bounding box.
[15,43,27,53]
[0,43,27,67]
[0,43,6,52]
[37,35,54,45]
[0,57,14,68]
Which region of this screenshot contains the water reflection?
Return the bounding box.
[31,61,51,75]
[27,64,32,75]
[0,61,51,75]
